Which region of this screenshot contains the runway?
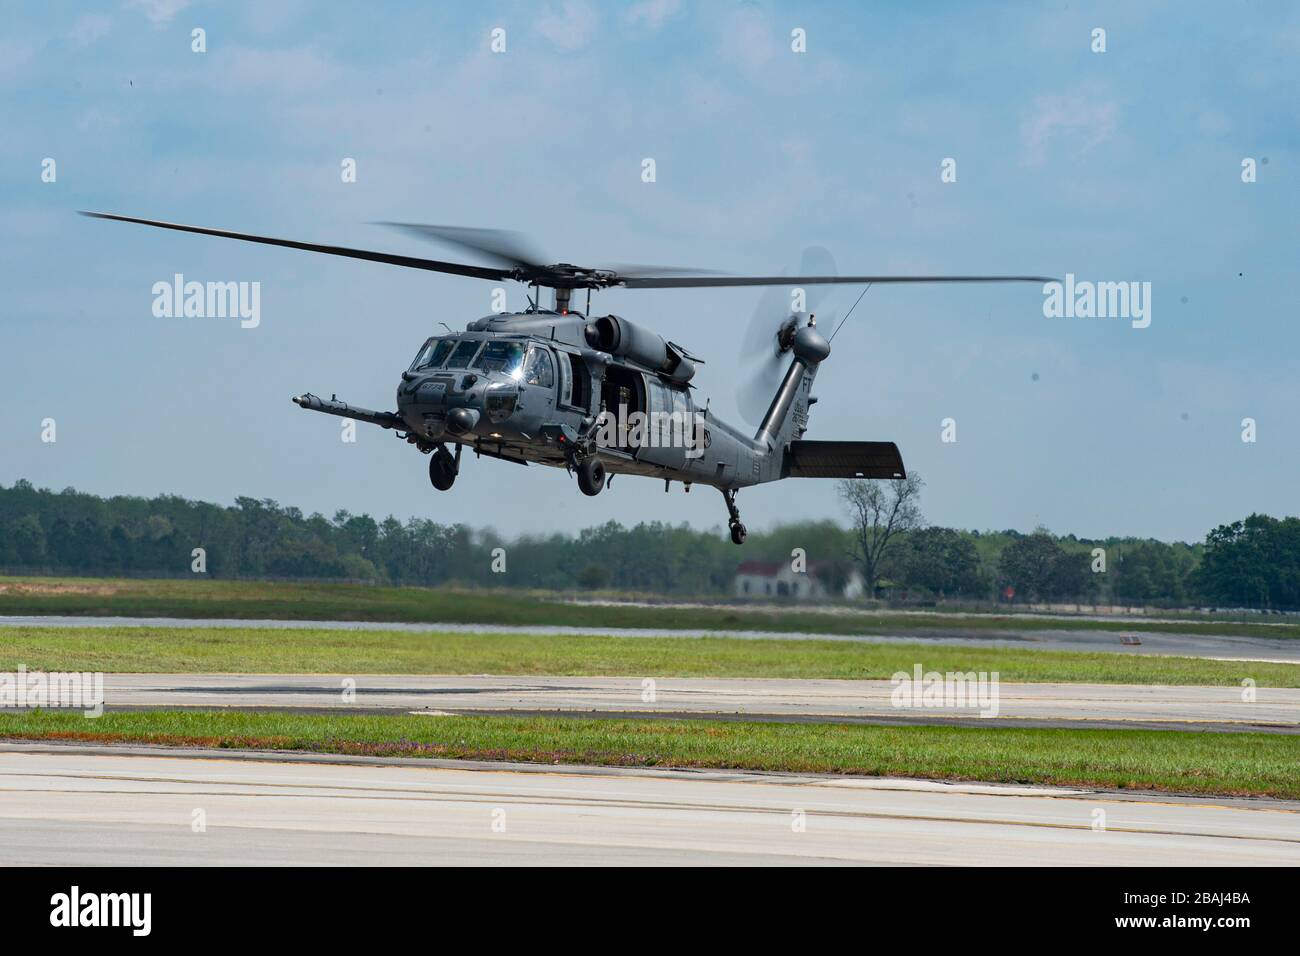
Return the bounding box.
[89,673,1300,733]
[4,614,1299,662]
[0,744,1295,865]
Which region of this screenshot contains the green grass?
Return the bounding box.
[3,709,1295,799]
[3,574,1299,638]
[1,624,1297,686]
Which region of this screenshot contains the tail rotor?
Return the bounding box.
[735,247,838,426]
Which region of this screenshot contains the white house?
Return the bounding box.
[733,560,865,599]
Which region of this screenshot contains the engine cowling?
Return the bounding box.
[584,315,696,383]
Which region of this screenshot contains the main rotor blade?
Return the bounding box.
[79,212,513,281]
[377,225,725,280]
[374,222,546,270]
[596,262,723,278]
[623,274,1055,288]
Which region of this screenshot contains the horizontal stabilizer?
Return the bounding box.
[784,440,906,479]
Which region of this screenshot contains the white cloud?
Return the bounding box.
[210,46,339,95]
[780,136,812,166]
[627,0,681,31]
[535,0,599,52]
[719,6,777,76]
[1022,94,1118,166]
[0,38,36,83]
[126,0,192,28]
[1196,109,1231,137]
[76,109,122,133]
[70,14,113,47]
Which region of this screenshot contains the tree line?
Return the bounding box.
[0,478,1295,609]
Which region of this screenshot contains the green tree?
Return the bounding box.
[998,530,1093,602]
[1193,514,1300,609]
[10,514,47,565]
[576,564,611,590]
[837,474,925,595]
[898,527,986,598]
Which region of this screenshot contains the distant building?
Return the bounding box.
[734,560,865,599]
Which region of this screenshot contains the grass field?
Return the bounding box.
[2,709,1295,798]
[2,575,1299,639]
[6,577,1290,803]
[1,623,1297,685]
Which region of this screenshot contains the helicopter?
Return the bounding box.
[82,212,1050,544]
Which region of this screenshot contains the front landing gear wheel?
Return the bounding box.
[721,488,746,545]
[429,447,457,491]
[577,457,606,496]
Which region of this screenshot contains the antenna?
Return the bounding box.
[828,284,872,343]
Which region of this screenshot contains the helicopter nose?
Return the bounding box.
[445,406,480,437]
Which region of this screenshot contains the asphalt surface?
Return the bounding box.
[0,744,1295,865]
[82,673,1300,733]
[3,614,1299,662]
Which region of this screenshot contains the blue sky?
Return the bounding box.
[2,0,1297,542]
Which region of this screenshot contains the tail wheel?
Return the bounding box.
[429,448,457,491]
[729,522,747,545]
[577,457,606,496]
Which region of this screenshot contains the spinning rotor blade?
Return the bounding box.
[595,262,722,278]
[375,224,717,281]
[375,223,717,286]
[83,212,1055,292]
[735,310,793,426]
[79,212,512,282]
[624,273,1054,288]
[374,222,546,270]
[735,247,839,427]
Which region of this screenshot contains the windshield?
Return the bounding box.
[445,339,483,368]
[472,341,527,378]
[409,338,454,371]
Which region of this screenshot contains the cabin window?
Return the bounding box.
[670,386,691,421]
[599,365,645,450]
[564,353,590,410]
[648,379,670,445]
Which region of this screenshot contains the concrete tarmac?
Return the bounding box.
[3,614,1299,662]
[0,744,1295,865]
[87,672,1300,732]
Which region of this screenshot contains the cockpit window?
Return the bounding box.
[445,339,483,368]
[525,347,554,387]
[409,340,433,370]
[410,338,454,371]
[472,341,527,378]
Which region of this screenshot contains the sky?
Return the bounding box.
[2,0,1297,543]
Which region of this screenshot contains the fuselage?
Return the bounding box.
[394,310,805,490]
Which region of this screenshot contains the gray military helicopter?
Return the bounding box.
[83,212,1049,544]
